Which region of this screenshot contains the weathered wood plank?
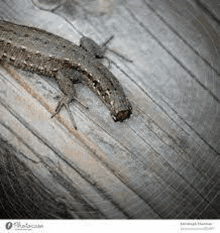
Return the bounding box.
[54,0,219,196]
[118,0,219,149]
[0,137,87,219]
[143,0,219,73]
[0,83,123,219]
[194,0,220,23]
[0,66,160,218]
[0,0,218,219]
[52,0,220,152]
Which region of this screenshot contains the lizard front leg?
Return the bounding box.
[51,68,87,130]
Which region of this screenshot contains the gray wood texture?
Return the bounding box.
[0,0,219,219]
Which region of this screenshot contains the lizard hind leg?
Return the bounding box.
[80,36,115,67]
[80,36,132,65]
[51,68,87,130]
[51,95,77,129]
[80,36,114,58]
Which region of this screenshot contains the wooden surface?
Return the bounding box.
[0,0,219,219]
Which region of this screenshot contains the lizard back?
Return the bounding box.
[0,20,132,122]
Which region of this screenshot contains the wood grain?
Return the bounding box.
[0,0,218,218]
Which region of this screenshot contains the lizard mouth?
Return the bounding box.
[112,109,132,122]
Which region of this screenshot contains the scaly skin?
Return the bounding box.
[0,20,132,126]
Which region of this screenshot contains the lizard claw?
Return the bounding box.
[51,95,77,130]
[51,95,88,130]
[74,97,89,110]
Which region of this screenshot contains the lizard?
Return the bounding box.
[0,20,132,130]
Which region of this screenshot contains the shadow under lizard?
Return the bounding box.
[0,20,132,129]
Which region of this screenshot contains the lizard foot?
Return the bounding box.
[51,95,88,130]
[51,95,77,130]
